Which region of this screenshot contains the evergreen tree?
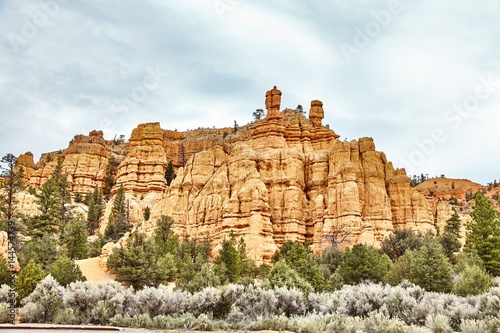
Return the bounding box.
[264,260,313,294]
[51,157,72,228]
[381,228,424,262]
[50,256,86,287]
[107,232,164,289]
[252,108,265,120]
[237,237,252,278]
[154,215,178,256]
[319,246,345,276]
[62,217,88,260]
[335,244,392,286]
[452,262,493,296]
[87,233,106,258]
[384,250,414,286]
[15,259,47,303]
[176,237,211,290]
[104,184,130,242]
[164,161,176,186]
[0,153,24,221]
[215,233,241,284]
[103,156,118,198]
[30,178,61,236]
[0,257,11,285]
[466,193,500,275]
[272,240,327,291]
[440,209,462,261]
[409,238,453,293]
[143,206,151,221]
[86,185,103,235]
[18,233,58,270]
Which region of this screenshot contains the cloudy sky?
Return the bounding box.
[1,0,499,184]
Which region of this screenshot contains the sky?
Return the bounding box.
[1,0,499,184]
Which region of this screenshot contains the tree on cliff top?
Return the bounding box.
[0,153,24,221]
[252,108,265,120]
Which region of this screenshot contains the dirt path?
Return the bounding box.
[76,257,115,284]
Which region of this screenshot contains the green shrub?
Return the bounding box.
[50,256,86,287]
[15,259,47,304]
[452,264,493,296]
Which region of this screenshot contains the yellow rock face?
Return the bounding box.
[19,90,435,264]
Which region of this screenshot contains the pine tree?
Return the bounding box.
[452,264,493,296]
[51,157,72,228]
[0,153,24,221]
[264,260,313,294]
[62,217,88,260]
[154,215,177,256]
[30,178,61,236]
[0,257,11,285]
[381,228,424,262]
[466,193,500,275]
[50,256,86,287]
[143,206,151,221]
[103,156,118,198]
[104,184,130,242]
[440,209,462,261]
[18,233,58,270]
[409,238,453,293]
[15,259,47,303]
[165,161,176,186]
[273,240,327,291]
[215,233,240,283]
[176,237,210,290]
[335,244,392,286]
[86,185,103,235]
[237,237,252,278]
[107,232,164,288]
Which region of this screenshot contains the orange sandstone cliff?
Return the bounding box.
[17,87,435,263]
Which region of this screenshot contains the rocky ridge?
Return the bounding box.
[16,86,435,263]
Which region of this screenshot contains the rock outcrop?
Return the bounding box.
[0,231,20,272]
[19,86,435,264]
[114,122,168,194]
[25,130,122,194]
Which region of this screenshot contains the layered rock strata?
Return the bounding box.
[19,86,434,264]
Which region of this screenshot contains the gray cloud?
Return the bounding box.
[0,0,499,184]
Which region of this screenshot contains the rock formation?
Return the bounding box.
[114,122,168,194]
[309,100,324,128]
[0,231,20,272]
[18,87,435,264]
[265,86,284,120]
[15,152,37,182]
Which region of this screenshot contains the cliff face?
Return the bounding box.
[114,122,167,194]
[19,87,435,263]
[20,130,122,194]
[157,131,434,263]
